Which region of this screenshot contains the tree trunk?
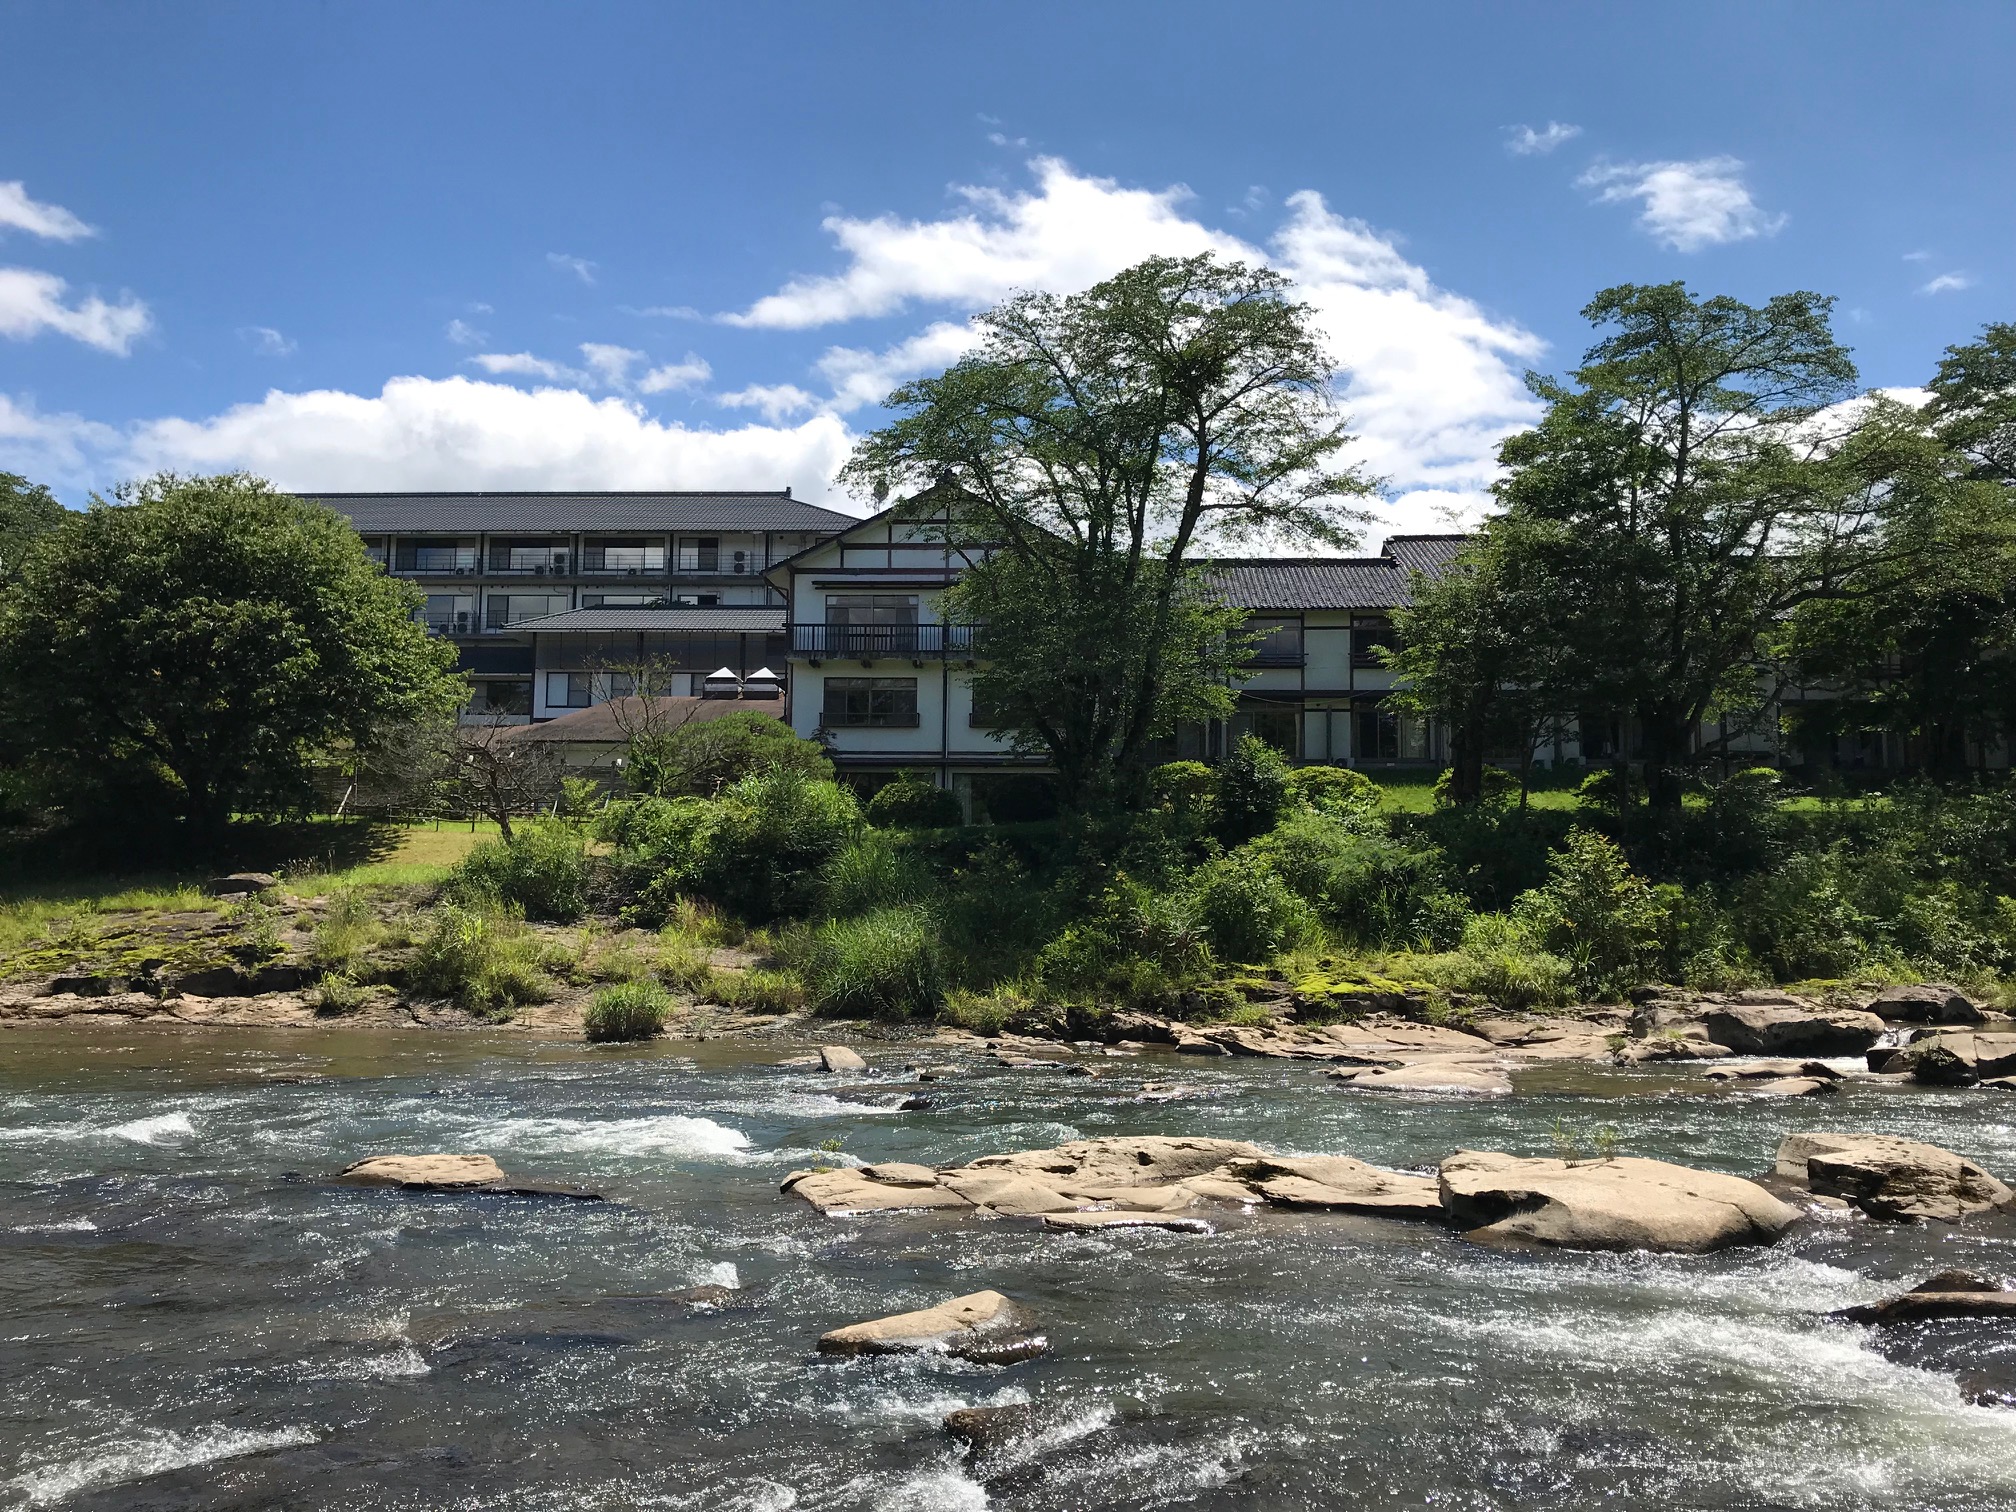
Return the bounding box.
[1638,712,1694,813]
[1446,722,1485,806]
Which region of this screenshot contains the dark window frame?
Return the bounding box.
[822,676,920,728]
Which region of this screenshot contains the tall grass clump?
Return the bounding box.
[709,967,807,1014]
[310,887,382,976]
[446,820,592,922]
[584,980,670,1042]
[1408,913,1574,1011]
[406,902,551,1017]
[798,906,942,1019]
[816,830,935,916]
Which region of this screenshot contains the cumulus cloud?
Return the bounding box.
[815,321,982,413]
[468,350,577,381]
[117,375,863,506]
[716,383,820,422]
[579,342,644,387]
[0,267,151,353]
[724,157,1240,329]
[546,252,597,285]
[0,181,95,241]
[1920,272,1973,295]
[242,325,296,356]
[637,354,712,393]
[1504,122,1581,156]
[1578,157,1785,251]
[0,393,121,488]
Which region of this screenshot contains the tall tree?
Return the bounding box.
[0,473,465,851]
[0,472,65,581]
[1927,320,2016,486]
[1490,282,1975,810]
[842,253,1377,808]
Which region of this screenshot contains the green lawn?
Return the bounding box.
[1373,771,1584,814]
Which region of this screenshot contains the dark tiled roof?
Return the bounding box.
[508,607,786,633]
[307,491,859,534]
[1204,535,1473,611]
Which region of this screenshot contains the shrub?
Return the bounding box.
[1147,760,1217,816]
[798,906,942,1019]
[406,903,552,1018]
[624,709,834,798]
[1216,735,1291,841]
[447,820,592,922]
[1248,813,1467,948]
[1286,765,1381,819]
[709,968,806,1014]
[313,972,367,1015]
[1189,852,1313,964]
[584,980,670,1042]
[817,830,936,916]
[1416,913,1575,1011]
[655,934,716,996]
[1513,830,1664,999]
[690,770,861,920]
[866,770,963,828]
[1432,765,1516,808]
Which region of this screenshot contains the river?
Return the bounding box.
[2,1026,2014,1510]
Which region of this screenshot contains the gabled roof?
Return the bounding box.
[1205,536,1473,612]
[508,607,785,633]
[1384,535,1471,575]
[308,490,859,534]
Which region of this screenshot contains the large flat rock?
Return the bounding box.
[1772,1132,2013,1222]
[1699,1002,1883,1056]
[1439,1150,1799,1253]
[817,1289,1047,1363]
[780,1166,975,1215]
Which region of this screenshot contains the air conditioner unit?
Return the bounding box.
[553,553,569,571]
[455,611,470,631]
[454,567,468,577]
[626,567,639,577]
[534,564,546,576]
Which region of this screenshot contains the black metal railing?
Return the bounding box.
[791,623,976,657]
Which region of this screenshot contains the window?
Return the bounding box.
[547,672,593,708]
[1237,706,1300,757]
[822,677,919,728]
[581,593,661,608]
[680,536,720,572]
[476,681,532,716]
[672,593,720,607]
[487,594,569,628]
[584,539,664,573]
[1352,619,1398,669]
[418,594,475,632]
[826,594,918,654]
[1244,617,1304,666]
[396,540,477,573]
[1354,705,1429,760]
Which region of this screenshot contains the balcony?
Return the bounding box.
[792,623,976,658]
[1242,648,1307,669]
[393,551,480,576]
[486,555,573,577]
[675,548,785,576]
[580,557,668,577]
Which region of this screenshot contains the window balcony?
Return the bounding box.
[486,556,573,576]
[791,623,976,658]
[1242,648,1307,668]
[675,547,783,576]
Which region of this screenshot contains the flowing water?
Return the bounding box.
[3,1026,2016,1511]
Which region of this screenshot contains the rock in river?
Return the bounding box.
[333,1154,602,1199]
[818,1045,868,1073]
[817,1289,1047,1364]
[1835,1269,2016,1326]
[1438,1150,1799,1253]
[1698,1000,1884,1056]
[1772,1132,2013,1222]
[1867,983,1985,1025]
[1332,1061,1512,1097]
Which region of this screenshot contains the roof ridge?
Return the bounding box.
[303,489,797,499]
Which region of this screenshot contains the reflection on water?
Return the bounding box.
[1,1026,2015,1509]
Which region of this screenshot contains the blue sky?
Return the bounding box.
[2,0,2009,540]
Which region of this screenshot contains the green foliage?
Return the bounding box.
[1248,812,1466,947]
[816,830,936,916]
[0,473,464,847]
[1189,851,1313,964]
[1513,830,1664,998]
[1216,735,1291,841]
[616,772,860,923]
[584,980,670,1042]
[865,770,962,828]
[311,888,383,977]
[313,972,368,1016]
[798,906,942,1019]
[406,903,552,1017]
[708,968,806,1014]
[939,983,1034,1034]
[1147,761,1217,817]
[1433,765,1515,808]
[446,820,592,922]
[0,472,65,581]
[624,709,832,798]
[556,776,603,822]
[1411,914,1575,1011]
[1285,765,1380,819]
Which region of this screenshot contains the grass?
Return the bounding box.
[1373,770,1585,814]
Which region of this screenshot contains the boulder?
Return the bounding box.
[1703,1059,1842,1082]
[1041,1211,1212,1233]
[781,1166,974,1215]
[1439,1150,1799,1253]
[1699,1002,1883,1056]
[1836,1269,2016,1326]
[1903,1031,2016,1086]
[1332,1061,1512,1096]
[1226,1154,1444,1219]
[940,1171,1081,1216]
[1744,1077,1837,1097]
[817,1290,1047,1363]
[819,1045,868,1073]
[1868,983,1984,1025]
[1771,1132,2013,1222]
[960,1135,1263,1189]
[335,1154,507,1189]
[205,872,278,896]
[945,1402,1073,1455]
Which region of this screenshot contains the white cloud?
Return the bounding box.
[0,267,151,353]
[1920,272,1973,295]
[621,304,701,320]
[724,157,1240,329]
[445,317,486,346]
[579,342,644,387]
[815,321,982,412]
[0,181,95,241]
[638,353,712,393]
[0,393,120,487]
[1902,250,1933,263]
[1504,122,1581,156]
[546,252,597,285]
[117,375,862,506]
[468,350,577,381]
[987,132,1029,148]
[716,383,820,422]
[1578,157,1785,251]
[242,325,296,356]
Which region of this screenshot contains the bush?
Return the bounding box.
[406,903,552,1017]
[1415,913,1575,1011]
[1147,760,1217,816]
[1432,765,1516,808]
[313,972,367,1015]
[865,770,963,828]
[625,709,833,798]
[939,983,1034,1034]
[1216,735,1291,841]
[447,820,592,922]
[1513,829,1664,999]
[1189,852,1313,964]
[1286,765,1381,819]
[709,968,806,1014]
[584,980,670,1042]
[798,907,942,1019]
[690,770,861,920]
[1248,813,1467,948]
[817,830,936,916]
